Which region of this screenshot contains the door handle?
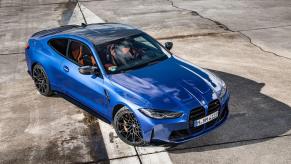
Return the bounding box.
[63,66,69,72]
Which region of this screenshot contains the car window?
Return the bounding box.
[133,36,157,49]
[68,40,97,66]
[95,34,170,74]
[49,39,68,56]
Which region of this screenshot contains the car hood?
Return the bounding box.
[108,56,223,110]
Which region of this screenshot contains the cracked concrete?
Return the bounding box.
[169,0,291,59]
[167,0,291,60]
[82,0,226,39]
[242,26,291,59]
[1,0,291,163]
[167,0,231,31]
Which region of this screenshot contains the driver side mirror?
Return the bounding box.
[165,42,173,50]
[79,66,100,75]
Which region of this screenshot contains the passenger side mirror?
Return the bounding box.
[165,42,173,50]
[79,66,100,75]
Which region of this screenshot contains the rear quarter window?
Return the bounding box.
[49,39,68,56]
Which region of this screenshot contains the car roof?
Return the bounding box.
[32,23,143,45]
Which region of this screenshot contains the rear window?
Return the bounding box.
[49,39,68,56]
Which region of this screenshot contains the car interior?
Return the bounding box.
[68,41,96,66]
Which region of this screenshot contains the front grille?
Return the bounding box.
[189,100,221,131]
[189,106,205,133]
[205,100,220,128]
[189,106,205,120]
[170,99,222,141]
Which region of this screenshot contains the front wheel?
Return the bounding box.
[113,107,146,146]
[32,64,52,96]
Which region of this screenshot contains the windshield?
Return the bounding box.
[95,34,171,74]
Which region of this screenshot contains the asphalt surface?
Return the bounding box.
[1,0,291,163]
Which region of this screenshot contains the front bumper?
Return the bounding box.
[152,105,228,144]
[137,94,230,144]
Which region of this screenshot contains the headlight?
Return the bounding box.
[139,108,183,119]
[219,80,227,98]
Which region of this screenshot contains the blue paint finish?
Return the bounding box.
[25,23,230,144]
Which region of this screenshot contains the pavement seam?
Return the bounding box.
[0,52,24,55]
[76,0,88,24]
[0,0,102,8]
[166,0,291,61]
[238,31,291,60]
[166,0,230,31]
[156,31,231,40]
[134,147,143,164]
[238,24,291,32]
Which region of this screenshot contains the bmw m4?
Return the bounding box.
[25,23,229,146]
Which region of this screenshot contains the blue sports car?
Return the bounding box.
[25,23,229,146]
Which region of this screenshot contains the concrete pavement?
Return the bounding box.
[170,0,291,59]
[1,0,291,163]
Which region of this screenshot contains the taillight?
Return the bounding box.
[25,42,30,49]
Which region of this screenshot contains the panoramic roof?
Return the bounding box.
[62,23,143,45]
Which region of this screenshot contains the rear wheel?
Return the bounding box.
[113,107,146,146]
[32,64,52,96]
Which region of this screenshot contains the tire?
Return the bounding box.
[113,107,146,146]
[32,64,53,96]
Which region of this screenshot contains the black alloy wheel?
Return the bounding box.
[32,64,52,96]
[113,107,146,146]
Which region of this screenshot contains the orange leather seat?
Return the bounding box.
[71,43,96,66]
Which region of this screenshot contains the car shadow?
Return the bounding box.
[167,70,291,153]
[50,93,110,163]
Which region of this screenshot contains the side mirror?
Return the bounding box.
[79,66,100,75]
[165,42,173,50]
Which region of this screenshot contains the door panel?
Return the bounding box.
[60,39,107,117]
[61,60,106,113]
